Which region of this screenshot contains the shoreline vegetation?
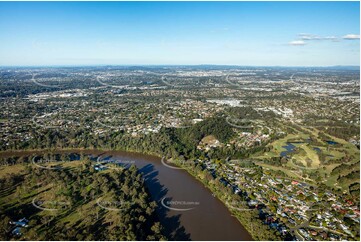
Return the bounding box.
[0,147,272,240]
[170,158,284,241]
[0,150,165,240]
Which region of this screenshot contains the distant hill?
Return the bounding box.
[326,65,360,71]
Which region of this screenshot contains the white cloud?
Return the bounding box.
[343,34,360,40]
[288,33,346,46]
[298,33,338,41]
[289,40,306,46]
[299,33,320,40]
[324,36,339,41]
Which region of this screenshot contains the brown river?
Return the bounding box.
[0,149,252,241]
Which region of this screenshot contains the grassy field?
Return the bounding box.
[0,164,26,177]
[251,121,359,192]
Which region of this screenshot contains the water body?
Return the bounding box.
[0,149,252,241]
[280,143,296,157]
[326,140,339,145]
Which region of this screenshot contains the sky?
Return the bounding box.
[0,1,359,66]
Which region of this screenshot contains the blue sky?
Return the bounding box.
[0,1,359,66]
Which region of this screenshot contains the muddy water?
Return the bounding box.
[0,149,252,241]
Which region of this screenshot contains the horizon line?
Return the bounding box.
[0,64,360,68]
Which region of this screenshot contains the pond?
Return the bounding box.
[326,140,339,145]
[280,143,296,157]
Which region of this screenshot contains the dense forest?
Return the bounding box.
[0,160,165,240]
[1,116,273,161]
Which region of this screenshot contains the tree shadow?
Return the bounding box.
[139,164,191,240]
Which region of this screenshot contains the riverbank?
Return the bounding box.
[0,148,253,241]
[172,160,282,241]
[0,147,161,159]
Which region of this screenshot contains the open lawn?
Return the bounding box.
[0,164,26,177]
[251,120,359,192]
